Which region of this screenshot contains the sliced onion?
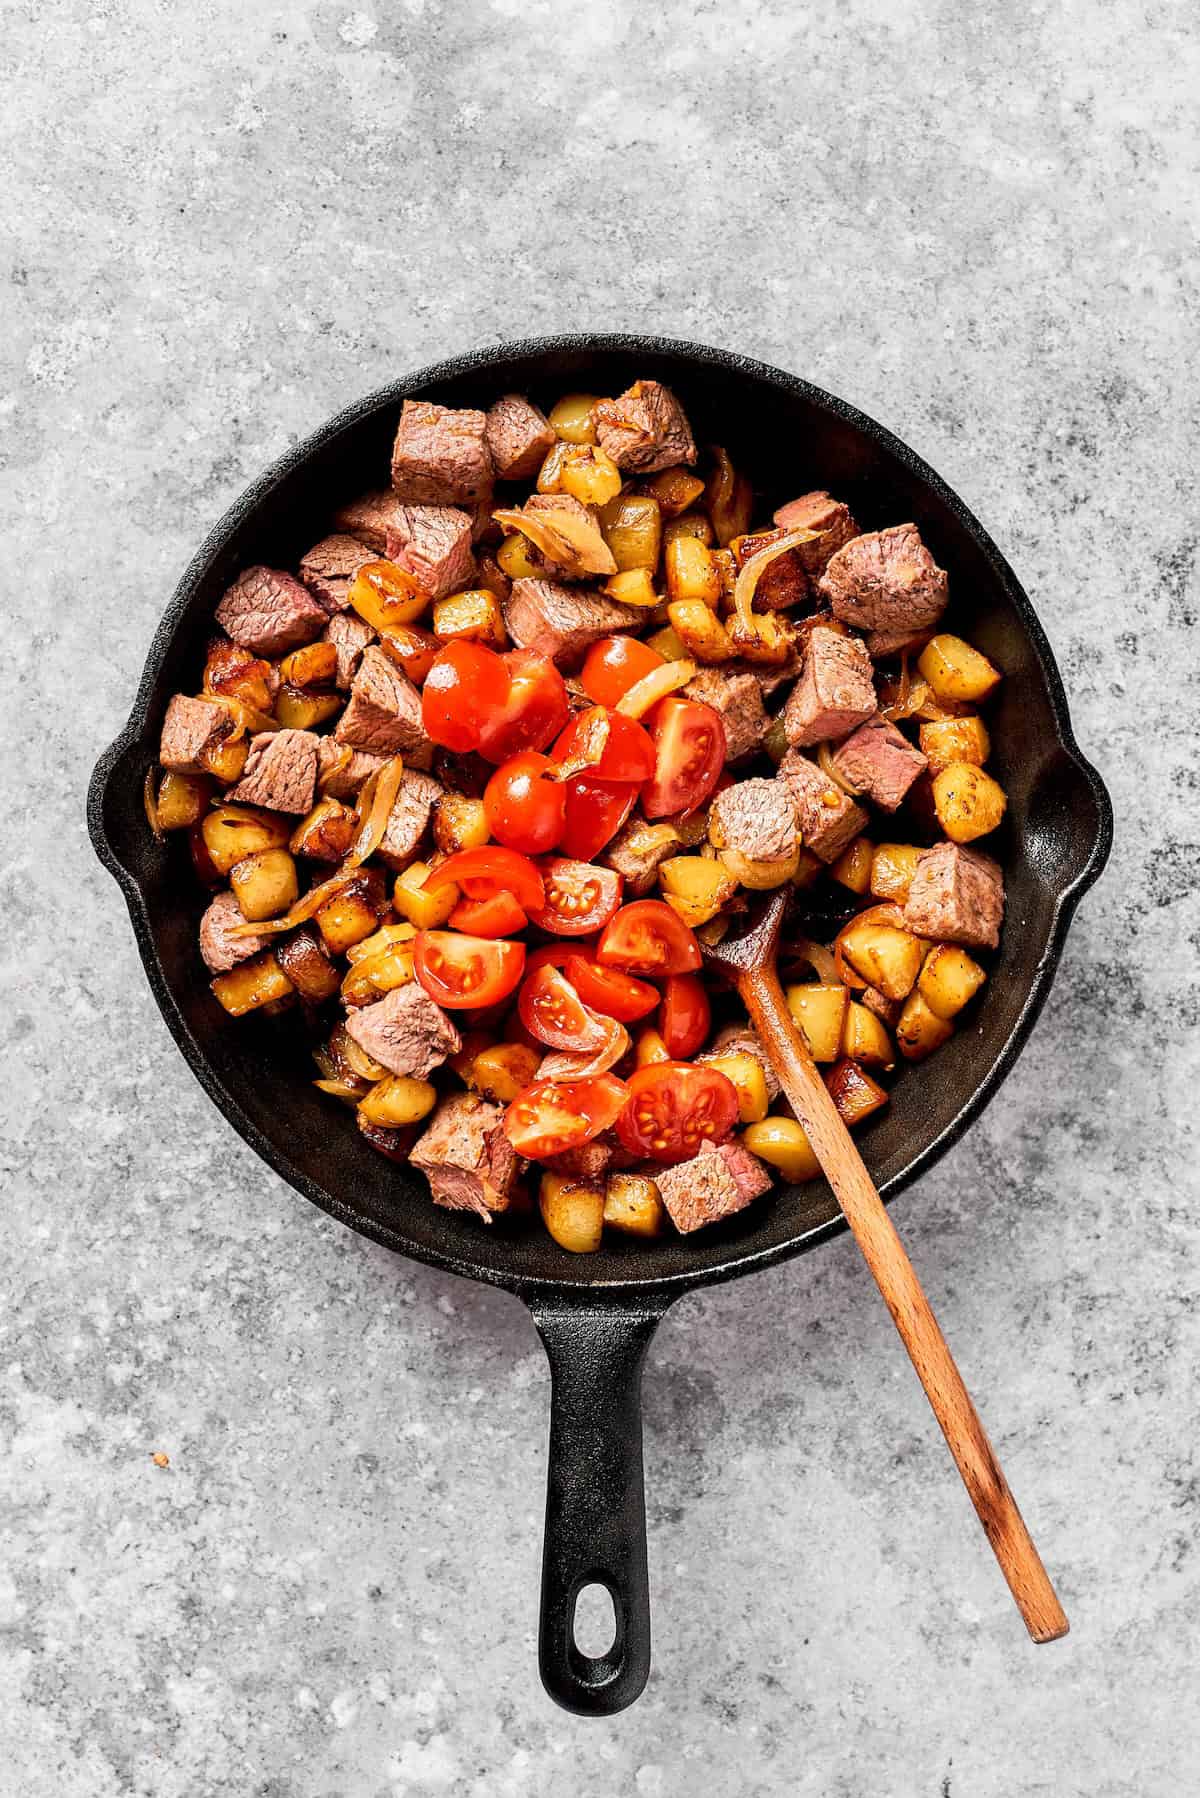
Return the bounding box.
[317,743,353,793]
[792,937,840,984]
[616,658,697,719]
[347,756,405,868]
[229,866,356,937]
[536,1019,630,1081]
[879,655,932,723]
[492,504,616,577]
[817,741,864,797]
[143,767,164,841]
[313,1077,363,1105]
[732,528,817,632]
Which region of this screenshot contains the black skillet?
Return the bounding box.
[88,336,1112,1715]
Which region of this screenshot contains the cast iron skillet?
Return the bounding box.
[88,336,1112,1715]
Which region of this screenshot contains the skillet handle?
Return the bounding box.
[527,1295,671,1715]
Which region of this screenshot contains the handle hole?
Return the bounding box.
[572,1582,618,1660]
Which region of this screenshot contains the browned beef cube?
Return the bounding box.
[504,578,641,667]
[776,750,868,862]
[546,1137,616,1179]
[603,814,681,896]
[699,1025,781,1100]
[335,647,427,757]
[783,626,876,747]
[486,393,556,481]
[376,770,442,869]
[390,400,493,507]
[818,523,948,634]
[411,1093,520,1220]
[683,667,767,761]
[384,504,475,601]
[199,890,270,973]
[159,694,230,773]
[903,842,1004,949]
[214,566,327,658]
[322,612,377,690]
[227,728,319,814]
[655,1139,772,1234]
[830,715,928,812]
[298,534,378,613]
[772,490,860,578]
[332,490,405,553]
[864,625,936,661]
[710,778,799,866]
[730,529,811,610]
[316,738,388,800]
[593,380,696,473]
[345,983,461,1079]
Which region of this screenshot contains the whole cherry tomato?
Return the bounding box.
[421,642,509,753]
[580,636,666,708]
[484,752,567,855]
[477,649,569,764]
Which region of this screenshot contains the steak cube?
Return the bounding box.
[710,779,799,867]
[783,626,876,747]
[818,523,948,634]
[903,842,1004,950]
[504,578,641,667]
[332,490,405,553]
[227,728,319,814]
[730,529,811,610]
[335,646,428,757]
[376,770,442,869]
[322,611,377,690]
[316,739,389,801]
[830,714,928,812]
[411,1093,520,1221]
[199,890,270,973]
[214,566,327,658]
[298,534,378,614]
[683,667,766,761]
[864,625,936,661]
[772,490,860,578]
[486,393,556,482]
[390,400,493,508]
[776,750,868,862]
[345,983,461,1079]
[384,504,475,601]
[603,813,682,896]
[593,380,696,473]
[159,693,231,773]
[655,1139,772,1234]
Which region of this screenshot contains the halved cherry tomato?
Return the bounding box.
[424,846,544,912]
[518,964,612,1052]
[524,938,592,979]
[615,1062,739,1163]
[565,953,659,1023]
[413,931,525,1009]
[448,891,528,937]
[559,776,637,861]
[484,752,566,855]
[552,707,656,784]
[421,643,510,753]
[528,858,623,937]
[659,972,711,1057]
[477,649,569,764]
[641,697,726,819]
[596,899,702,976]
[504,1074,628,1159]
[580,636,666,707]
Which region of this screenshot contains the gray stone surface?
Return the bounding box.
[2,0,1196,1790]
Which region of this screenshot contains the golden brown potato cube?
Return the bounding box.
[667,599,733,664]
[837,918,923,1001]
[832,837,874,895]
[432,793,490,856]
[496,533,542,580]
[274,685,342,731]
[645,624,689,662]
[634,1026,671,1067]
[824,1058,889,1127]
[559,444,623,507]
[642,468,706,516]
[432,588,508,650]
[658,855,738,927]
[156,770,212,831]
[200,733,250,785]
[896,990,956,1060]
[918,944,987,1019]
[348,560,428,629]
[932,763,1008,844]
[918,715,990,774]
[535,439,571,492]
[279,641,338,688]
[603,1174,666,1238]
[201,805,291,877]
[539,1173,605,1253]
[664,535,721,605]
[358,1074,437,1128]
[726,611,795,664]
[742,1115,820,1182]
[467,1042,542,1102]
[841,1001,895,1069]
[599,493,663,571]
[345,921,417,966]
[211,952,293,1016]
[869,843,923,904]
[785,983,850,1062]
[721,844,802,890]
[290,796,356,863]
[393,859,458,928]
[230,847,299,922]
[202,638,274,712]
[315,872,387,954]
[604,568,660,608]
[548,392,600,444]
[917,635,1001,705]
[275,927,340,1003]
[700,1052,770,1123]
[662,511,715,548]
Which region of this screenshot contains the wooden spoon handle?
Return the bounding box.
[740,963,1068,1644]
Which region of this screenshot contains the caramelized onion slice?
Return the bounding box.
[347,757,405,868]
[817,741,864,797]
[792,937,841,985]
[493,504,617,577]
[616,658,698,719]
[732,528,818,632]
[536,1019,631,1081]
[143,767,164,841]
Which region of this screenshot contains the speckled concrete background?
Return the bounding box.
[3,0,1197,1791]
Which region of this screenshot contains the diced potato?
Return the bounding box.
[275,928,340,1003]
[837,918,923,1001]
[290,797,356,863]
[667,599,733,664]
[432,588,508,650]
[348,561,429,629]
[824,1058,889,1127]
[919,715,990,774]
[786,983,850,1062]
[658,855,738,927]
[156,770,211,831]
[918,944,987,1020]
[536,440,571,492]
[896,990,956,1060]
[645,624,689,662]
[743,1116,820,1183]
[433,794,490,856]
[211,952,293,1016]
[341,942,416,1007]
[662,511,715,547]
[230,847,299,922]
[279,641,338,688]
[932,763,1008,844]
[603,1174,666,1238]
[496,533,542,580]
[869,843,923,904]
[345,921,417,965]
[604,567,660,608]
[726,611,795,664]
[539,1173,604,1253]
[203,640,273,712]
[634,1026,671,1067]
[274,686,342,731]
[832,837,873,895]
[599,493,662,572]
[393,860,458,928]
[548,392,599,444]
[665,535,721,606]
[358,1074,437,1128]
[917,635,1001,705]
[378,624,441,686]
[720,844,801,889]
[701,1052,769,1124]
[201,805,291,877]
[465,1042,542,1102]
[315,873,387,954]
[559,444,622,507]
[841,1001,895,1069]
[200,734,250,784]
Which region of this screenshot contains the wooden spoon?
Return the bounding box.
[702,890,1068,1643]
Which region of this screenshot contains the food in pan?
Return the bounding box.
[149,379,1008,1249]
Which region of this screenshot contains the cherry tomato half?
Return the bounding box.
[565,953,660,1023]
[596,899,702,976]
[641,697,726,819]
[517,964,613,1052]
[659,973,711,1058]
[559,776,637,861]
[553,707,656,784]
[424,846,544,912]
[580,636,665,708]
[484,752,567,856]
[448,891,528,938]
[477,649,569,764]
[413,931,526,1010]
[421,643,510,753]
[614,1062,740,1164]
[528,858,623,937]
[504,1074,628,1159]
